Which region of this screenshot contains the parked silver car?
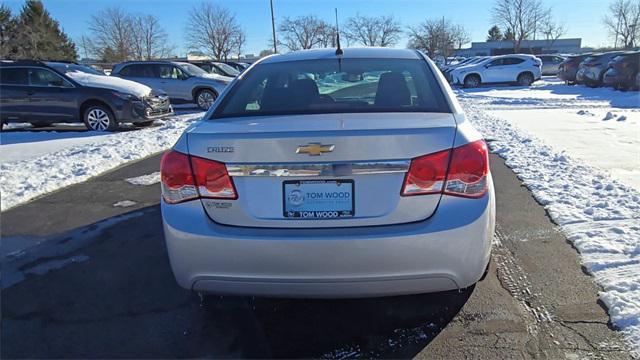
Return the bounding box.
[111,61,232,110]
[538,55,566,76]
[160,48,495,298]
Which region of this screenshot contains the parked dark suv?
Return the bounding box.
[576,51,624,87]
[557,54,591,85]
[603,51,640,90]
[0,60,172,131]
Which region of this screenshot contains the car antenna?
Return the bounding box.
[334,8,343,57]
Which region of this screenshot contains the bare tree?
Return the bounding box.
[78,35,91,59]
[540,16,565,51]
[344,14,402,47]
[603,0,640,49]
[408,18,458,61]
[88,7,134,62]
[278,15,329,51]
[185,3,244,60]
[130,14,174,60]
[452,24,471,50]
[491,0,549,52]
[318,22,336,48]
[232,31,246,60]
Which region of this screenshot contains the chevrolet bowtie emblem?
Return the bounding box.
[296,143,335,156]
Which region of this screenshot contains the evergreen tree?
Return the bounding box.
[487,25,503,42]
[504,28,516,41]
[0,5,16,58]
[13,0,77,61]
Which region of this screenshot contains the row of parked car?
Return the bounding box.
[0,59,250,131]
[557,51,639,90]
[441,50,639,91]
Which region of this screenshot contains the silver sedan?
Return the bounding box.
[161,48,495,298]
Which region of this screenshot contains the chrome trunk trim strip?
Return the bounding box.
[226,161,410,177]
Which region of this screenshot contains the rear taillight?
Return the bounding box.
[161,150,236,204]
[444,140,489,198]
[401,150,450,196]
[161,151,199,204]
[401,140,489,198]
[190,156,237,199]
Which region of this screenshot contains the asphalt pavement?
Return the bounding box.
[0,152,631,359]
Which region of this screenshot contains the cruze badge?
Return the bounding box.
[207,146,234,153]
[296,143,335,156]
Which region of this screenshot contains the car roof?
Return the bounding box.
[260,47,422,64]
[616,51,640,56]
[115,60,182,66]
[491,54,537,60]
[0,59,53,67]
[589,51,624,57]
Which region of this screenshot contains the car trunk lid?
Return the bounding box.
[187,112,457,228]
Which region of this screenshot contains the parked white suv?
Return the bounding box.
[450,54,542,88]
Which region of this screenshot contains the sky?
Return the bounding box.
[5,0,612,57]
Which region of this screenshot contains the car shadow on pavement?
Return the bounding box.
[196,289,472,358]
[1,205,472,359]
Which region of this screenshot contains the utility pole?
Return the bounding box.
[270,0,277,53]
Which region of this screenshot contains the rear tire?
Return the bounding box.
[463,74,480,88]
[517,72,534,86]
[83,104,117,132]
[195,89,217,110]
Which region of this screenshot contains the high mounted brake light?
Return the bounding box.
[161,150,237,204]
[401,140,489,198]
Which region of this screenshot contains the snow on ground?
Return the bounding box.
[458,80,640,356]
[1,125,115,164]
[125,172,160,186]
[0,112,203,211]
[462,77,640,109]
[460,78,640,191]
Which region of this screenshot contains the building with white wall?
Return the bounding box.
[455,38,582,57]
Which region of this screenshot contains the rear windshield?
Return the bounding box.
[214,62,240,76]
[178,62,208,77]
[211,58,450,119]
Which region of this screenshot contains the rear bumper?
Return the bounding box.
[161,178,495,298]
[603,69,637,87]
[578,67,604,84]
[557,68,577,81]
